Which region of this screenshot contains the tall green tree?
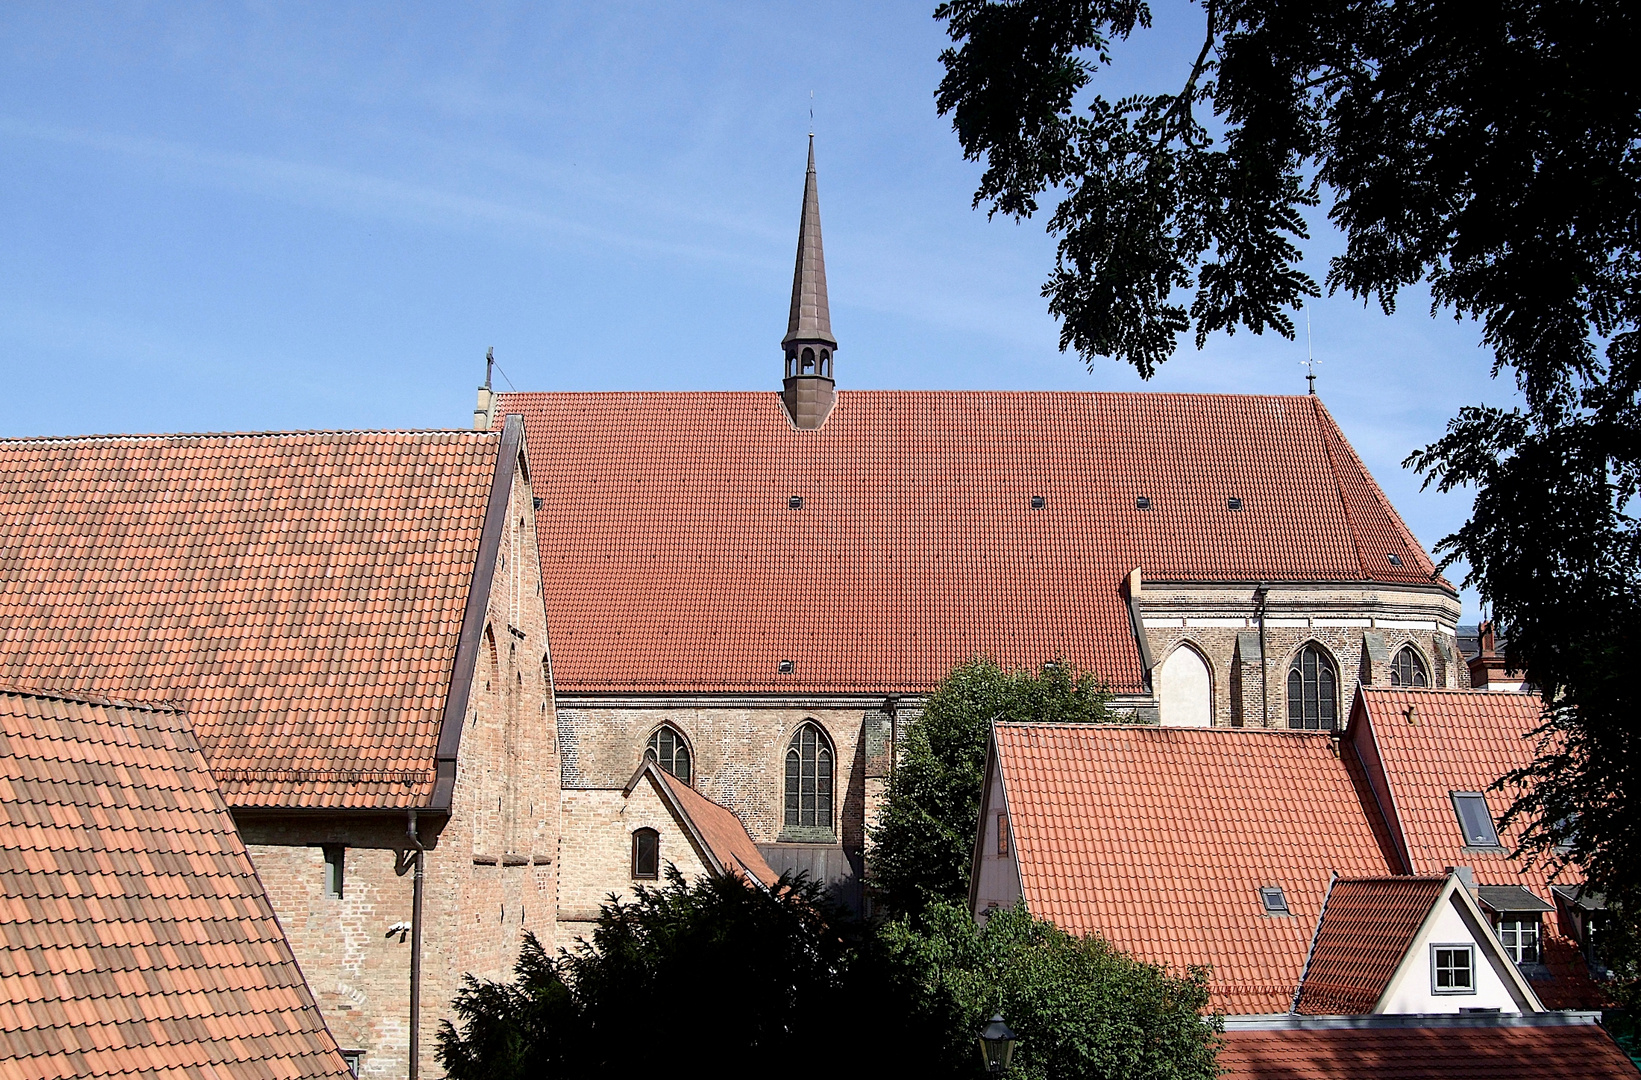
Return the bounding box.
[879,902,1220,1080]
[932,0,1641,935]
[869,658,1121,920]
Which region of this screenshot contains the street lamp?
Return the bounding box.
[978,1014,1017,1075]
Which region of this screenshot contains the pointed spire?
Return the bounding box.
[780,136,837,430]
[784,135,836,350]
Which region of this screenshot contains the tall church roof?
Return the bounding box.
[783,135,834,349]
[496,390,1447,694]
[0,428,511,809]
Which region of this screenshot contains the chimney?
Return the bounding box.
[473,348,497,431]
[1467,619,1519,691]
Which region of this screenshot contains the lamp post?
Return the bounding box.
[978,1014,1017,1075]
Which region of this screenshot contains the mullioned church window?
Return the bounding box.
[1390,645,1429,687]
[1287,644,1338,731]
[785,724,833,830]
[646,725,692,785]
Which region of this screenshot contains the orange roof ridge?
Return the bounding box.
[0,681,184,713]
[0,427,500,444]
[996,720,1338,739]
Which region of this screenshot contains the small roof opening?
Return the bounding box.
[788,496,804,510]
[1451,792,1502,848]
[1227,497,1244,511]
[1135,496,1151,510]
[1387,553,1403,566]
[1029,495,1045,510]
[777,659,795,675]
[1259,885,1290,916]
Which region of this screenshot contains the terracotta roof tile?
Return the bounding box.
[0,431,500,808]
[497,391,1443,693]
[993,724,1395,1013]
[1219,1023,1639,1079]
[0,686,348,1080]
[652,770,779,887]
[1351,688,1603,1008]
[1292,877,1446,1014]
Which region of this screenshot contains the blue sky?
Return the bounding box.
[0,2,1515,617]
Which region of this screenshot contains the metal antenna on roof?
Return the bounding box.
[809,90,814,136]
[1301,304,1319,395]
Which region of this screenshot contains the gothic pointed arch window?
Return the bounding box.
[645,725,692,785]
[1287,644,1339,731]
[784,723,833,831]
[1390,645,1429,687]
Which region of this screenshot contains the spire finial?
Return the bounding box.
[1301,303,1320,394]
[780,136,837,430]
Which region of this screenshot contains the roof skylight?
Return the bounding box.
[1259,885,1290,916]
[1451,792,1502,848]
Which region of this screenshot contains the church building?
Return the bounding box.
[484,137,1466,922]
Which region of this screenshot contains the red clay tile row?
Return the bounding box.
[0,431,499,808]
[0,687,348,1079]
[498,390,1445,694]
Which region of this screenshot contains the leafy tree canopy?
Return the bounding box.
[437,869,1220,1080]
[934,0,1641,955]
[881,902,1220,1080]
[869,658,1121,920]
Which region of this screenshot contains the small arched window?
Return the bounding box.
[631,828,659,880]
[483,626,499,692]
[1287,644,1338,731]
[1390,645,1429,687]
[645,725,692,785]
[784,723,833,830]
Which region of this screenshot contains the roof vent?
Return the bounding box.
[1387,553,1403,566]
[777,659,795,675]
[1135,496,1151,510]
[1029,495,1045,510]
[1226,497,1243,511]
[788,496,804,510]
[1259,885,1291,916]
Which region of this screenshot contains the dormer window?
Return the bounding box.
[1450,791,1502,848]
[1497,915,1541,965]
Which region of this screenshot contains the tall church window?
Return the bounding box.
[1389,645,1429,687]
[784,723,833,830]
[1159,642,1213,727]
[646,725,692,785]
[1287,644,1338,730]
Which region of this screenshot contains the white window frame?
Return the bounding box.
[1430,943,1477,994]
[1496,914,1542,965]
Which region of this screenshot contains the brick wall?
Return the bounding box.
[243,450,560,1080]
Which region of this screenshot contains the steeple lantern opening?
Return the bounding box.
[781,135,837,429]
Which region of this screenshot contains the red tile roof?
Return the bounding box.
[497,391,1444,693]
[1293,877,1446,1014]
[0,431,501,809]
[0,686,348,1080]
[652,769,779,887]
[1349,688,1601,1008]
[1351,689,1548,883]
[1219,1022,1639,1079]
[991,723,1395,1013]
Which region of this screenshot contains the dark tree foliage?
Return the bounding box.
[935,0,1641,963]
[881,902,1220,1080]
[438,869,1219,1079]
[869,658,1121,921]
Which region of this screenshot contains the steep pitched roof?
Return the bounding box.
[0,686,348,1080]
[631,762,779,887]
[498,391,1444,694]
[1350,689,1553,884]
[0,429,506,809]
[989,723,1396,1013]
[1220,1020,1639,1079]
[1292,877,1447,1014]
[1348,687,1601,1008]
